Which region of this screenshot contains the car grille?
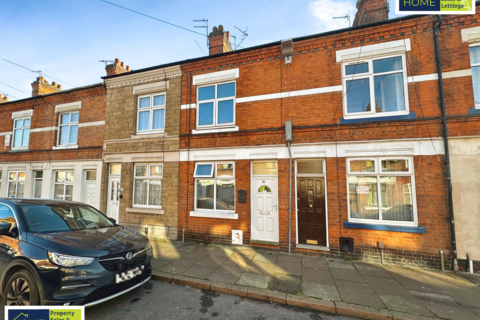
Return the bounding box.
[99,249,147,271]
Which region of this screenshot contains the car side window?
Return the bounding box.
[0,204,17,237]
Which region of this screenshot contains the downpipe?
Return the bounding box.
[288,141,292,254]
[434,15,458,271]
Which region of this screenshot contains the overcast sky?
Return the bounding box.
[1,0,407,101]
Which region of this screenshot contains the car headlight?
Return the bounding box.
[48,252,95,267]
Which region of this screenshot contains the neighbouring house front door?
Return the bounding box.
[297,177,327,246]
[107,164,121,222]
[84,181,96,207]
[252,177,278,242]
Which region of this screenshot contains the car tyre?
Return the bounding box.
[4,270,40,306]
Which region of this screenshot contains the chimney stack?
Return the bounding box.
[31,76,62,97]
[0,94,8,103]
[352,0,389,27]
[106,58,132,76]
[208,25,233,56]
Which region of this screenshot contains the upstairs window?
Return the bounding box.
[12,118,30,149]
[197,82,235,128]
[343,55,408,119]
[137,93,166,133]
[58,112,79,146]
[469,45,480,107]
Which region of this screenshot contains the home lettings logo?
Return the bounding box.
[398,0,474,13]
[13,313,44,320]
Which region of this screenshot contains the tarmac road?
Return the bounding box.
[0,280,360,320]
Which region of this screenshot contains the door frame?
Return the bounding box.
[250,160,279,242]
[295,159,329,249]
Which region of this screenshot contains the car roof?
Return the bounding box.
[0,198,86,207]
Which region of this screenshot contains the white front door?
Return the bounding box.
[107,175,120,221]
[84,181,96,207]
[252,177,278,242]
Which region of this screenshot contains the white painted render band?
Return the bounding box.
[179,138,445,161]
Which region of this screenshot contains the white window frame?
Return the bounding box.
[193,163,214,178]
[11,117,30,150]
[342,54,409,120]
[468,44,480,108]
[346,156,417,227]
[196,81,236,129]
[136,93,166,134]
[53,171,74,201]
[133,164,163,209]
[194,162,235,212]
[7,171,25,198]
[57,112,79,146]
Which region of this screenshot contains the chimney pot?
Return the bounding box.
[218,25,224,32]
[126,66,130,71]
[115,58,120,64]
[40,76,44,82]
[52,81,57,86]
[0,94,2,99]
[4,96,8,101]
[213,26,218,33]
[58,84,62,89]
[208,24,233,56]
[120,62,125,68]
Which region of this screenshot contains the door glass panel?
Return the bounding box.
[297,161,323,174]
[252,162,277,175]
[109,164,121,174]
[258,185,272,193]
[86,170,97,180]
[34,180,42,198]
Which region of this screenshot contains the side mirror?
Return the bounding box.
[0,222,12,236]
[108,218,117,224]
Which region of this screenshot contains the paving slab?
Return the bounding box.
[390,311,439,320]
[232,248,257,258]
[220,260,248,272]
[270,273,301,294]
[385,266,445,294]
[207,267,243,284]
[331,266,367,283]
[327,259,355,270]
[156,249,182,261]
[246,287,286,304]
[245,261,276,275]
[363,275,434,316]
[410,290,479,320]
[462,273,480,286]
[236,273,271,289]
[252,251,278,264]
[274,260,303,275]
[168,258,198,269]
[158,264,188,275]
[210,248,235,257]
[228,253,254,268]
[302,257,329,270]
[336,279,385,309]
[277,254,302,264]
[151,259,172,271]
[181,265,217,279]
[176,244,199,252]
[195,255,228,267]
[354,262,393,278]
[302,282,341,301]
[302,268,335,286]
[182,249,212,260]
[193,245,219,253]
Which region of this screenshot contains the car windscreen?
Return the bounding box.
[18,203,114,233]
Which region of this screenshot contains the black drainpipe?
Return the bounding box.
[433,15,458,271]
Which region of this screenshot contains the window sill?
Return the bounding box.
[189,211,238,219]
[9,148,29,153]
[53,144,78,150]
[296,244,330,251]
[344,221,425,234]
[468,107,480,115]
[192,126,239,135]
[339,112,416,124]
[132,131,165,139]
[126,207,164,214]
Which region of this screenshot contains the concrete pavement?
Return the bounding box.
[151,240,480,320]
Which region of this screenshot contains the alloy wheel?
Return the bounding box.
[6,278,31,306]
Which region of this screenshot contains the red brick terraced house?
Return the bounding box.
[0,77,105,208]
[176,1,480,270]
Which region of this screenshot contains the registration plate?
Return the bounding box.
[116,265,144,283]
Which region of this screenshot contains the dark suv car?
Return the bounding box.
[0,198,152,306]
